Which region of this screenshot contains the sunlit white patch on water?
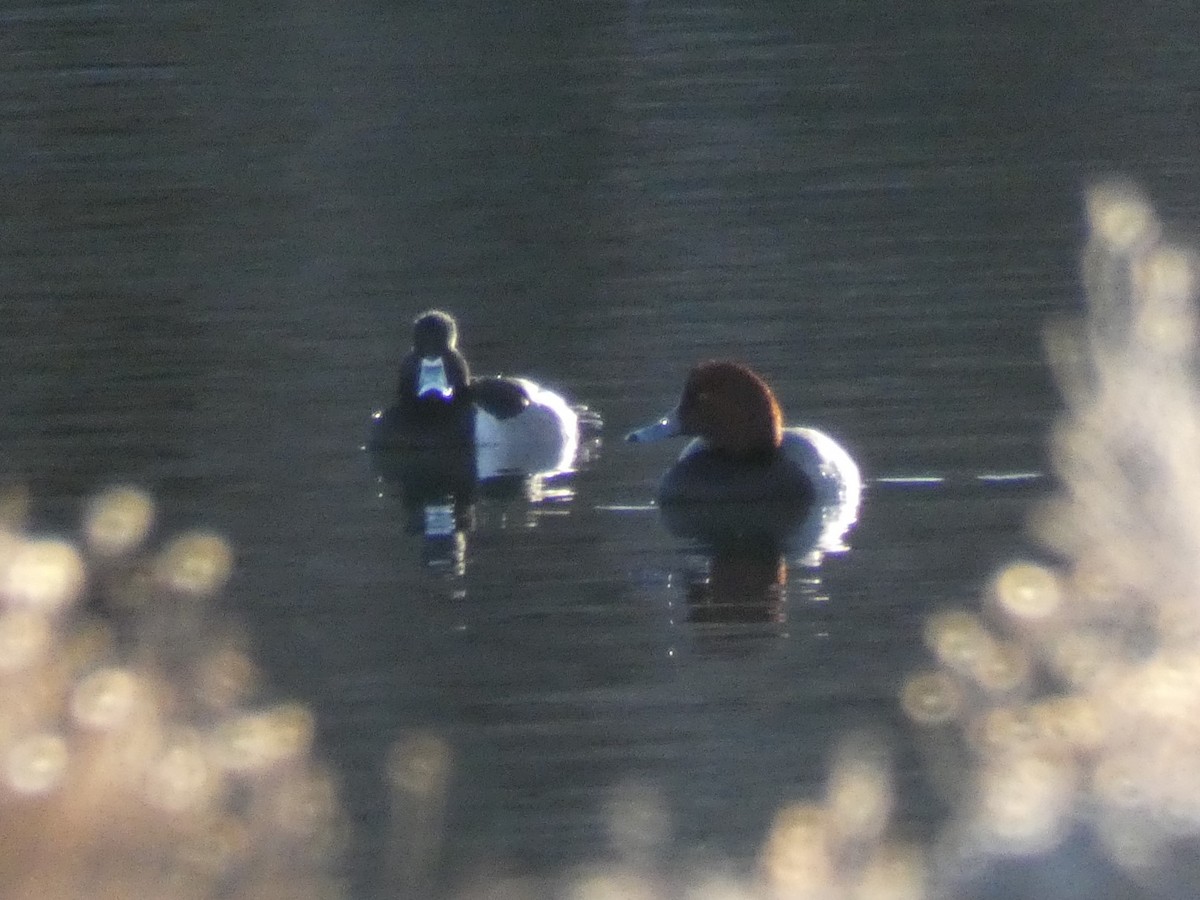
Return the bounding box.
[976,472,1046,484]
[873,472,1046,487]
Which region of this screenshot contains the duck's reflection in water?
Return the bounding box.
[680,540,789,625]
[369,444,587,576]
[370,448,477,575]
[662,490,860,629]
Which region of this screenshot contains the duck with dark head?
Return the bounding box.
[391,310,475,444]
[370,309,588,476]
[397,310,471,406]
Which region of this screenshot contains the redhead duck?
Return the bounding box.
[626,361,861,510]
[369,310,590,480]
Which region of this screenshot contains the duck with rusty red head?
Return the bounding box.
[626,361,860,512]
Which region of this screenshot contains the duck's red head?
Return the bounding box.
[676,361,784,458]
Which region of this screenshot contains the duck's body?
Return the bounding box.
[472,377,579,479]
[661,427,859,506]
[627,361,861,509]
[369,310,585,479]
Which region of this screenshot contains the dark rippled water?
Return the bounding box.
[4,0,1200,896]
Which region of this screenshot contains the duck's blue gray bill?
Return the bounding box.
[625,408,681,443]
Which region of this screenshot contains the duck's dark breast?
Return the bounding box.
[658,449,816,505]
[368,400,475,451]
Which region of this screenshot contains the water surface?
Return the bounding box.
[4,0,1200,895]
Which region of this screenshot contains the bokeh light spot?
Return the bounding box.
[144,733,217,814]
[976,754,1074,854]
[70,667,141,732]
[0,610,52,672]
[760,802,832,895]
[1087,187,1157,250]
[386,731,452,800]
[82,486,156,558]
[214,703,315,774]
[900,671,963,725]
[2,539,86,614]
[993,562,1061,622]
[157,531,234,595]
[5,732,68,796]
[925,611,994,673]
